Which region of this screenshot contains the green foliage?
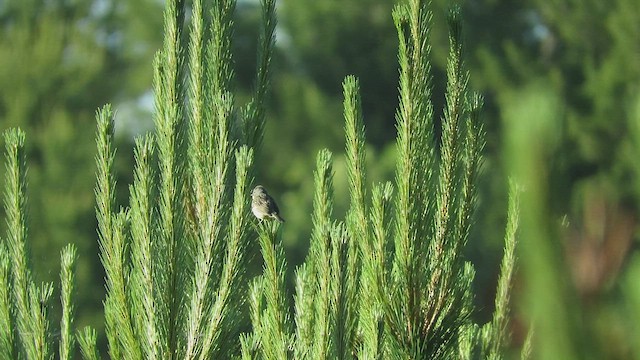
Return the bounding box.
[482,180,519,359]
[279,0,398,147]
[0,243,12,359]
[273,0,640,358]
[0,1,528,359]
[252,223,292,359]
[59,244,78,360]
[273,2,640,356]
[1,129,72,358]
[244,2,517,359]
[92,0,273,357]
[0,0,167,339]
[3,128,44,359]
[504,85,579,360]
[469,0,640,249]
[77,327,100,360]
[3,2,637,357]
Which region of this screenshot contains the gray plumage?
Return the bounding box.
[251,185,285,222]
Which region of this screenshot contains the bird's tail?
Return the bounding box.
[273,214,285,223]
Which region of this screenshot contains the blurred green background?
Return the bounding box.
[1,0,639,358]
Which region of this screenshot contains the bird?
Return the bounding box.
[251,185,285,222]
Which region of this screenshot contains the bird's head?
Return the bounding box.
[252,185,266,197]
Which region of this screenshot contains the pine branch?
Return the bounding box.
[184,2,239,357]
[520,327,534,360]
[109,211,141,358]
[309,149,334,265]
[187,0,206,159]
[154,0,189,355]
[247,276,265,353]
[94,105,119,359]
[342,77,366,358]
[184,91,232,359]
[200,147,253,359]
[128,135,160,360]
[0,244,13,359]
[343,75,368,248]
[458,324,479,360]
[59,244,77,360]
[389,1,436,355]
[207,0,235,99]
[429,6,469,308]
[240,332,260,360]
[312,219,331,360]
[29,282,54,359]
[186,0,208,241]
[359,182,393,359]
[95,106,140,359]
[3,128,34,359]
[306,149,333,359]
[485,180,520,357]
[329,222,358,360]
[77,327,100,360]
[257,222,291,360]
[454,93,485,258]
[293,263,314,359]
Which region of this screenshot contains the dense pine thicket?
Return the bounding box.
[8,0,617,358]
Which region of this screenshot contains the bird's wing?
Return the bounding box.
[267,194,280,214]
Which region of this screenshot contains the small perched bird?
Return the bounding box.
[251,185,285,222]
